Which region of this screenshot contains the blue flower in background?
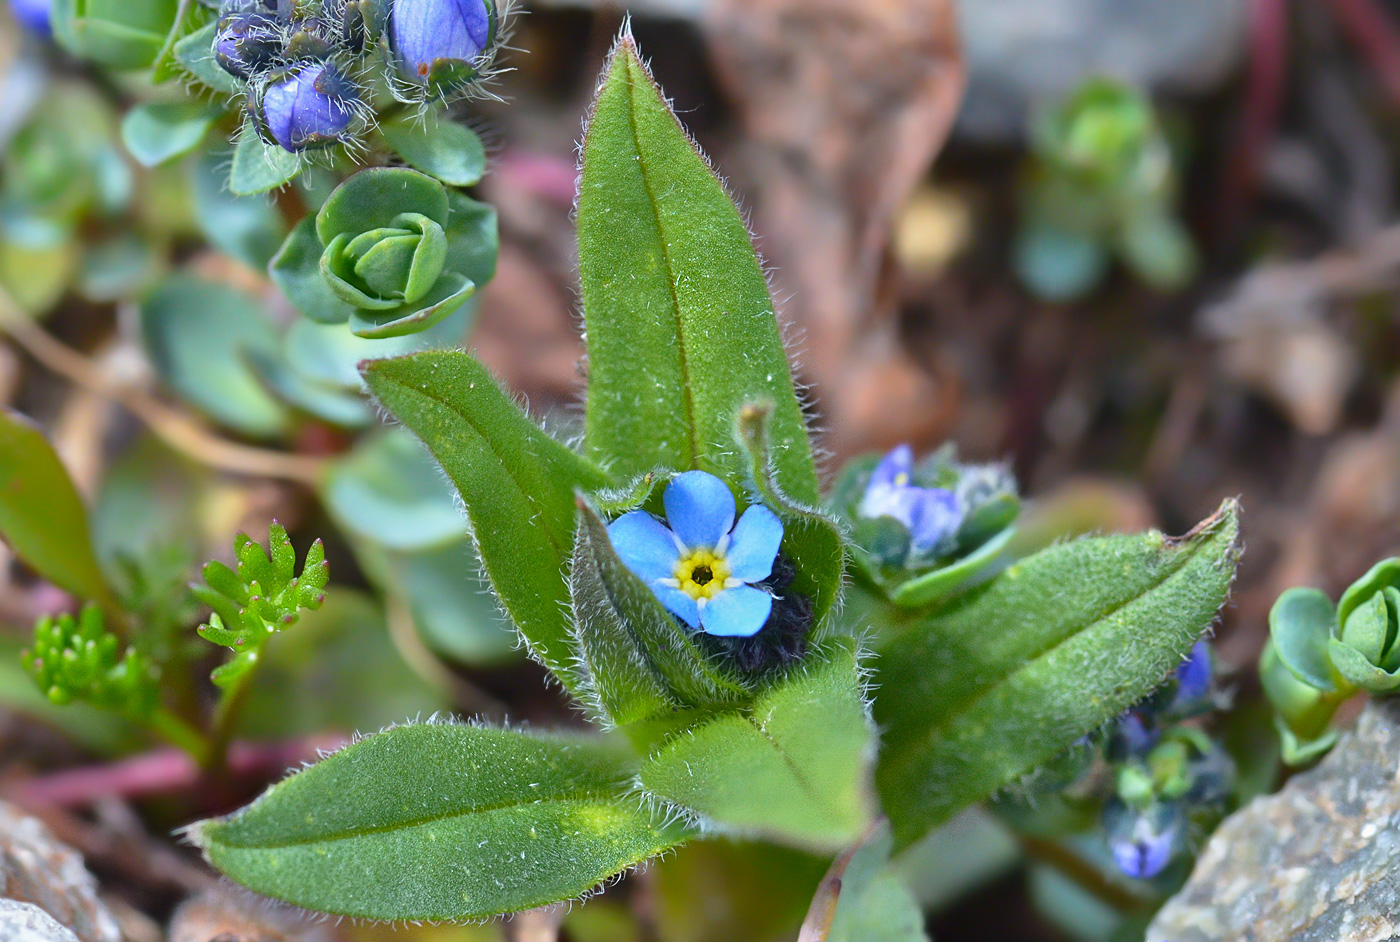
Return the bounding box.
[1172,639,1213,708]
[255,63,360,152]
[1107,804,1180,880]
[609,471,783,638]
[860,444,962,551]
[8,0,51,36]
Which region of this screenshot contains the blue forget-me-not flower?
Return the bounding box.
[859,444,962,552]
[609,470,784,639]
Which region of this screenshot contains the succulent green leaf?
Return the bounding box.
[577,36,817,500]
[362,350,611,686]
[1267,587,1338,692]
[229,134,300,197]
[0,409,115,606]
[322,428,465,552]
[889,525,1017,609]
[317,168,449,242]
[736,403,844,629]
[1338,557,1400,632]
[1328,638,1400,693]
[192,154,289,270]
[442,191,499,287]
[269,217,357,324]
[380,114,487,187]
[121,101,218,168]
[173,19,239,93]
[572,499,749,723]
[639,638,873,848]
[195,723,693,920]
[874,500,1240,848]
[1339,592,1389,669]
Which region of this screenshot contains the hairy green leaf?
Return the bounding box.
[362,350,610,684]
[577,36,817,500]
[196,723,692,920]
[0,409,114,606]
[875,500,1240,847]
[640,639,873,848]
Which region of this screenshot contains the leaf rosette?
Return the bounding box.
[270,167,498,337]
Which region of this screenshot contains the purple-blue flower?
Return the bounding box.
[214,11,283,79]
[1108,806,1179,880]
[1173,639,1212,707]
[8,0,51,36]
[256,64,359,152]
[608,471,784,639]
[859,444,962,552]
[387,0,495,88]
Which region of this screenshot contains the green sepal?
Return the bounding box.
[361,350,612,687]
[173,19,239,93]
[736,402,845,629]
[269,216,357,324]
[639,638,874,849]
[0,409,117,609]
[121,101,219,168]
[875,500,1240,848]
[1268,586,1338,692]
[380,114,486,187]
[889,525,1017,609]
[194,723,695,920]
[229,134,300,197]
[572,498,750,722]
[577,36,818,500]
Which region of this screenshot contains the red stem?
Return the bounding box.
[1326,0,1400,107]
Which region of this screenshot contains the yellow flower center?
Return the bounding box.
[674,548,732,601]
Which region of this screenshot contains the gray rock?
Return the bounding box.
[0,900,82,942]
[0,803,120,942]
[1148,699,1400,942]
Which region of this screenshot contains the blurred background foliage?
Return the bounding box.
[4,0,1400,939]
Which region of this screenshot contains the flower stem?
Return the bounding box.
[147,708,211,765]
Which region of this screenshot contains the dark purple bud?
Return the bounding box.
[387,0,496,93]
[8,0,51,36]
[255,64,359,152]
[1108,709,1159,759]
[215,11,283,79]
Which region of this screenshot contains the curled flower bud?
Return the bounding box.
[214,11,282,79]
[9,0,52,36]
[386,0,498,99]
[252,63,360,152]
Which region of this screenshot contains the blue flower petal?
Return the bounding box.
[725,505,783,584]
[608,511,681,584]
[906,487,962,551]
[699,585,773,638]
[1172,640,1212,706]
[663,470,736,550]
[653,584,701,629]
[869,444,914,491]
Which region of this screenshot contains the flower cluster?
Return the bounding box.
[21,605,160,718]
[205,0,503,153]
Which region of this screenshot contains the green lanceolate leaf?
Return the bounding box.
[195,723,694,920]
[229,134,300,197]
[362,351,611,685]
[874,500,1241,848]
[572,499,749,724]
[577,36,817,501]
[640,638,873,848]
[736,403,845,628]
[121,101,218,167]
[380,114,487,187]
[0,409,115,607]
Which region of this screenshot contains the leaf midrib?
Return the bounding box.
[743,710,847,829]
[620,57,699,469]
[211,791,630,851]
[373,366,572,559]
[883,531,1217,781]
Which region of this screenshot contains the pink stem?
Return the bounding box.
[4,735,348,809]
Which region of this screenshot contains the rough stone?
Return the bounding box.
[0,899,82,942]
[1148,699,1400,942]
[0,802,120,942]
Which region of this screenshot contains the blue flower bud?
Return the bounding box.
[8,0,52,36]
[386,0,497,97]
[214,11,282,79]
[254,63,360,152]
[1171,639,1212,709]
[1105,801,1180,880]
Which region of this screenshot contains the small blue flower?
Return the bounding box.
[1172,639,1212,707]
[386,0,495,91]
[8,0,51,36]
[859,444,962,552]
[255,63,359,152]
[1107,804,1180,880]
[608,471,784,639]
